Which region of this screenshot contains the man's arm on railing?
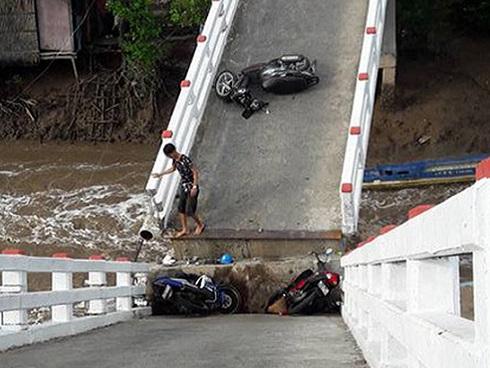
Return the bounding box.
[151,163,176,178]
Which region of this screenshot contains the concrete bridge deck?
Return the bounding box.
[190,0,368,233]
[1,315,366,368]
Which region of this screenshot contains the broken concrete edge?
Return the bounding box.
[167,237,345,262]
[169,228,343,241]
[147,255,342,313]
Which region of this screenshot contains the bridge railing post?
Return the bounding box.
[1,250,28,331]
[379,261,408,366]
[366,264,382,359]
[358,265,369,338]
[116,257,132,311]
[405,256,461,368]
[87,255,107,315]
[51,253,73,322]
[350,266,360,323]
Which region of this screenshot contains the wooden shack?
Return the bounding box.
[0,0,102,75]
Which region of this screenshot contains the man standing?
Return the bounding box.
[152,143,205,238]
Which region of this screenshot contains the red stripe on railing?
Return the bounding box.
[408,205,434,219]
[2,249,26,255]
[380,224,397,235]
[476,157,490,180]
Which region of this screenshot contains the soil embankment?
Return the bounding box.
[369,37,490,165]
[359,36,490,238]
[0,40,194,142]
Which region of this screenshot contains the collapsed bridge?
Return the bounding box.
[144,0,393,255]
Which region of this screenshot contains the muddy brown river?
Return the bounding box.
[0,142,167,257]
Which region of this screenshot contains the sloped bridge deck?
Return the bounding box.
[188,0,368,233]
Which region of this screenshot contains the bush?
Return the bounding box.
[169,0,210,28]
[108,0,163,70]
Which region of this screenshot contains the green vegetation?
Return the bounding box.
[100,0,210,136]
[107,0,210,69]
[169,0,210,28]
[107,0,163,71]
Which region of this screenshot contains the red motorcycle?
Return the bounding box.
[266,249,342,315]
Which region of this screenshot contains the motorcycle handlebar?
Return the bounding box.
[310,251,325,266]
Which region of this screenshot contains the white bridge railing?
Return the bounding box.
[0,251,149,351]
[340,0,388,234]
[341,159,490,368]
[146,0,239,225]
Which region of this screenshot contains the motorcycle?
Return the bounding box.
[214,54,320,119]
[151,272,241,315]
[266,249,342,315]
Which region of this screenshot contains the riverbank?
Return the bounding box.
[368,36,490,165]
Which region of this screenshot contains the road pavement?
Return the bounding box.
[1,315,367,368]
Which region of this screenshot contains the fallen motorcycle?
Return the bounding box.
[266,249,342,315]
[151,272,241,315]
[214,54,320,119]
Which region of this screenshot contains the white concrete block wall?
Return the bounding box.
[342,159,490,368]
[0,252,149,351]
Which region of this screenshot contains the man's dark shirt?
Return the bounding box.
[173,155,194,192]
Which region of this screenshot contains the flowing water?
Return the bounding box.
[0,142,166,257]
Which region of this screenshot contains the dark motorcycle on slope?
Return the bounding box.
[214,54,320,119]
[266,249,342,315]
[151,272,241,315]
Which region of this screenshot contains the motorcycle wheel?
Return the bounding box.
[219,285,241,314]
[287,291,318,315]
[323,286,343,312]
[215,70,236,100]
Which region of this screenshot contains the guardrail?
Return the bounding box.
[0,251,149,351]
[146,0,239,226]
[340,0,388,234]
[341,158,490,368]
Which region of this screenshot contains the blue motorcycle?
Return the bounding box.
[151,273,241,315]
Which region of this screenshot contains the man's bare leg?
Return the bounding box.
[192,215,206,235]
[175,213,189,238]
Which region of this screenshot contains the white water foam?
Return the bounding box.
[0,184,156,251]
